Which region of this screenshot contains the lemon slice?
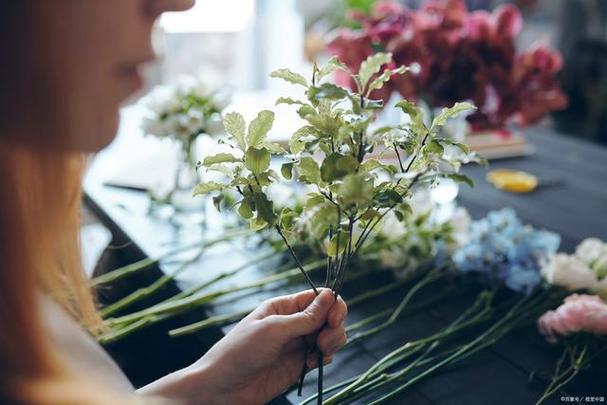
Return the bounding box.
[486,169,538,193]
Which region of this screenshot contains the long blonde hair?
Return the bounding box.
[0,141,106,403]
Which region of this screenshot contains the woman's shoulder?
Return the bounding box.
[39,295,135,394]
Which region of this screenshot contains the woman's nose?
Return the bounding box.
[146,0,196,19]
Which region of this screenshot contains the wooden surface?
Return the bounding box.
[84,122,607,405]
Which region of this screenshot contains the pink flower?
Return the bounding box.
[327,0,568,131]
[538,294,607,343]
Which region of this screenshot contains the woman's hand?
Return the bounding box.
[139,288,347,405]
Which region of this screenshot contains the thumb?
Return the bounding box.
[280,290,334,339]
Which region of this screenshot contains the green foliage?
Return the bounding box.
[196,53,478,295]
[270,68,308,88]
[247,110,275,148]
[223,112,246,149]
[244,147,271,174]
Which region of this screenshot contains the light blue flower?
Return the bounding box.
[452,208,561,294]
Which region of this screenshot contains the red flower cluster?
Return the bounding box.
[327,0,568,131]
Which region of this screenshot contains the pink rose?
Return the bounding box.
[538,294,607,343]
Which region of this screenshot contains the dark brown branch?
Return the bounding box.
[275,225,318,295]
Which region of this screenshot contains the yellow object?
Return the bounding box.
[486,169,538,193]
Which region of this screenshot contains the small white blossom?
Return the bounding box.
[541,253,607,295]
[449,206,471,248]
[576,238,606,265]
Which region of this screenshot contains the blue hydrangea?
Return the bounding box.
[452,208,561,295]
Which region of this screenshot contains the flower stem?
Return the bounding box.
[91,228,250,287]
[105,259,326,328]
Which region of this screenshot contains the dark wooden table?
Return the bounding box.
[84,121,607,405]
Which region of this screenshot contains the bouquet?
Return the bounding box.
[327,0,568,131]
[141,75,229,167]
[195,53,479,402]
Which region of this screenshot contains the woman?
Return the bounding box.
[0,1,348,404]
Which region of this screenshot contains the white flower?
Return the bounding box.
[141,116,168,137]
[542,253,601,292]
[575,238,606,266]
[449,206,471,247]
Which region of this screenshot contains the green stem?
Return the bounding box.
[170,270,413,338]
[324,291,496,405]
[347,268,445,345]
[169,310,251,337]
[100,251,203,318]
[103,260,326,329]
[535,344,588,405]
[91,228,250,287]
[167,251,281,302]
[363,293,547,405]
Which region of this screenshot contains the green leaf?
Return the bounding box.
[252,192,277,225]
[309,204,338,239]
[337,174,374,208]
[192,181,225,196]
[297,105,317,119]
[395,100,426,132]
[307,83,350,102]
[426,139,445,155]
[317,56,349,82]
[290,126,318,154]
[360,159,397,175]
[281,162,294,180]
[320,153,360,182]
[202,153,241,166]
[249,216,268,231]
[245,147,271,174]
[275,97,307,106]
[439,138,471,154]
[296,157,321,185]
[261,142,287,155]
[448,173,474,188]
[327,231,347,257]
[366,65,407,96]
[247,110,275,148]
[356,52,392,93]
[223,112,247,150]
[431,102,476,130]
[238,198,254,219]
[373,189,403,208]
[270,68,308,88]
[212,195,224,211]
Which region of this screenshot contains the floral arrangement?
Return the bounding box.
[536,294,607,404]
[141,76,229,166]
[452,207,561,294]
[194,53,478,401]
[327,0,568,131]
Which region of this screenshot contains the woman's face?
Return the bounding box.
[0,0,194,153]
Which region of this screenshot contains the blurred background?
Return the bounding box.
[138,0,607,144]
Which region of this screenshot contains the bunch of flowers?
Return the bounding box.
[541,238,607,297]
[536,294,607,404]
[452,208,561,294]
[141,76,229,165]
[327,0,568,131]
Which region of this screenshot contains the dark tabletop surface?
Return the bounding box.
[84,122,607,405]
